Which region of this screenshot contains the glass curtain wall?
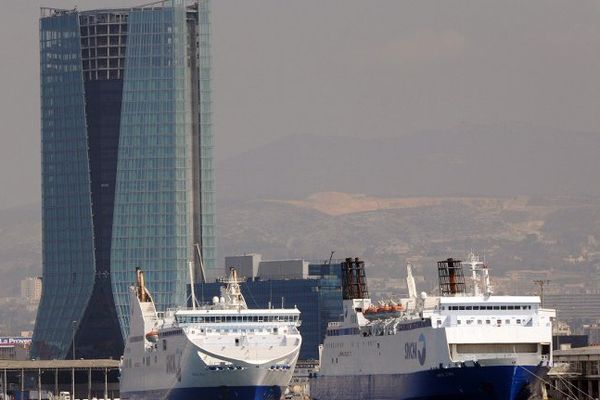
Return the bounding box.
[33,12,96,359]
[197,0,216,276]
[111,0,192,336]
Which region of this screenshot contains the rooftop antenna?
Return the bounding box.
[533,280,550,308]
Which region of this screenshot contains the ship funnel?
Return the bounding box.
[437,258,466,296]
[341,257,369,300]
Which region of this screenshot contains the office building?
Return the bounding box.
[33,0,215,360]
[20,277,42,305]
[193,260,343,360]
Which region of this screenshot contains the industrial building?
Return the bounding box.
[33,0,215,360]
[548,346,600,399]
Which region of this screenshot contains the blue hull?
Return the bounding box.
[310,365,546,400]
[121,385,282,400]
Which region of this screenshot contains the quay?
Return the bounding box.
[548,346,600,399]
[0,360,120,400]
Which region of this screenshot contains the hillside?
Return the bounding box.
[217,125,600,201]
[2,192,600,334]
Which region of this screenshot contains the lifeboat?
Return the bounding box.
[145,329,159,343]
[363,302,403,320]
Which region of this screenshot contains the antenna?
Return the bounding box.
[533,280,550,308]
[327,251,334,265]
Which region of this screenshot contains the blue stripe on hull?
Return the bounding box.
[310,365,547,400]
[122,385,282,400]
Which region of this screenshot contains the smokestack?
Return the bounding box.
[341,257,369,300]
[437,258,466,296]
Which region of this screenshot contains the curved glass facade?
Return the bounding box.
[33,1,216,358]
[197,0,217,275]
[33,13,96,359]
[111,0,192,337]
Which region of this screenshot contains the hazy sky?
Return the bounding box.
[1,0,600,209]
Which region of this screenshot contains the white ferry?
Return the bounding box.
[310,255,555,400]
[120,267,302,400]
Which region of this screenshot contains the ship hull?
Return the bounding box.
[310,365,547,400]
[122,385,282,400]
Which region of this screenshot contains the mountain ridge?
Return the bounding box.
[217,125,600,201]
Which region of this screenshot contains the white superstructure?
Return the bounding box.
[311,255,556,400]
[120,268,302,400]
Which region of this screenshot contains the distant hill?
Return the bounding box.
[217,193,600,295]
[2,194,600,301]
[217,125,600,201]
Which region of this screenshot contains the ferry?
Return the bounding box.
[120,267,302,400]
[310,255,555,400]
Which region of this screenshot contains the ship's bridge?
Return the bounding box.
[423,295,555,364]
[174,309,300,325]
[438,295,540,312]
[425,295,549,329]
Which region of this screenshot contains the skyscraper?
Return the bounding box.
[33,0,215,360]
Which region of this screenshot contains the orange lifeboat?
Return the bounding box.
[145,329,159,343]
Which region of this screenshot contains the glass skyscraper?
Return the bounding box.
[33,0,216,360]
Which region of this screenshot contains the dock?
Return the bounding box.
[0,360,120,400]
